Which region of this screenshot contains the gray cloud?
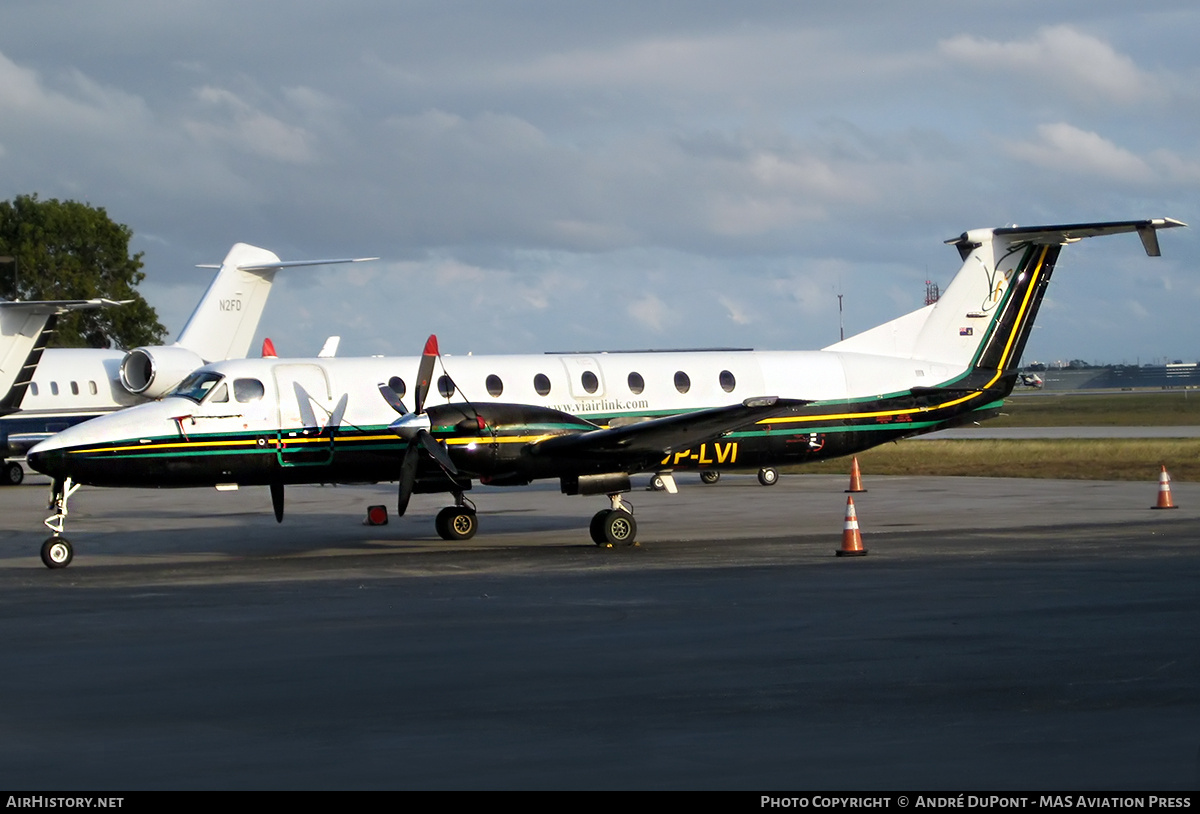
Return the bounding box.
[0,4,1197,366]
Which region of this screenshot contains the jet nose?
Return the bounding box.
[25,444,63,479]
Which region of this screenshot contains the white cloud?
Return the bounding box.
[185,87,315,164]
[1005,123,1154,183]
[940,25,1165,106]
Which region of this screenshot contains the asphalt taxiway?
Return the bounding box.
[0,474,1197,789]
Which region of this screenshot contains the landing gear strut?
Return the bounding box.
[41,477,81,569]
[590,493,637,547]
[435,493,478,541]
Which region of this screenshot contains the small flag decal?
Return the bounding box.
[959,327,973,336]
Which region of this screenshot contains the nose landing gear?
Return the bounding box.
[41,477,81,569]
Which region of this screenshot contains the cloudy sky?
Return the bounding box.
[1,1,1197,365]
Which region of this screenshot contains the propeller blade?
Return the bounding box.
[378,383,409,415]
[396,443,420,517]
[293,381,318,429]
[417,429,458,476]
[326,393,349,434]
[270,482,284,523]
[413,334,438,415]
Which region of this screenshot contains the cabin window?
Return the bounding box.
[234,378,265,403]
[209,383,229,403]
[50,382,59,396]
[388,376,406,399]
[719,370,736,393]
[581,371,598,394]
[533,373,551,396]
[438,374,456,399]
[30,383,39,397]
[627,372,644,395]
[674,371,691,394]
[89,381,98,395]
[486,374,503,397]
[70,381,79,396]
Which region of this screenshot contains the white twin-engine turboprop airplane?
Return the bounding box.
[27,219,1185,568]
[0,244,376,485]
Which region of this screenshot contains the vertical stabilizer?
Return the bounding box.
[174,244,283,363]
[825,219,1185,381]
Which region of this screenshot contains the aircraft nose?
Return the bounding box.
[25,444,63,479]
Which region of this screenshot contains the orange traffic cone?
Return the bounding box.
[836,496,868,557]
[845,456,867,493]
[1152,465,1178,510]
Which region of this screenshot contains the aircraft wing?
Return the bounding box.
[529,397,807,463]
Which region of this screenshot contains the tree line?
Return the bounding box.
[0,194,165,349]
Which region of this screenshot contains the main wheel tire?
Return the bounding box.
[590,510,611,545]
[649,475,666,491]
[603,510,637,546]
[4,461,23,486]
[436,506,477,541]
[41,536,73,569]
[757,467,779,487]
[699,470,720,485]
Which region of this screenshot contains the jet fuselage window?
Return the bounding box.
[70,381,79,396]
[209,383,229,403]
[438,375,456,399]
[30,383,39,397]
[172,371,225,403]
[234,378,265,403]
[719,370,736,393]
[534,373,551,396]
[50,382,59,396]
[486,374,504,397]
[674,371,691,394]
[88,381,98,395]
[581,371,598,394]
[388,376,406,400]
[627,372,644,395]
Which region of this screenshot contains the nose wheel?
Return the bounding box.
[40,536,74,569]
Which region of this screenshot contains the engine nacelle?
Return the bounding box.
[119,346,206,399]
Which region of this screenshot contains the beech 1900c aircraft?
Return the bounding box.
[26,218,1184,568]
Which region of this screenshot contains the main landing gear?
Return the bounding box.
[696,467,778,486]
[589,493,638,547]
[40,477,81,569]
[434,493,478,541]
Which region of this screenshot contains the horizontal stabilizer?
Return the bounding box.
[946,218,1187,259]
[0,297,128,315]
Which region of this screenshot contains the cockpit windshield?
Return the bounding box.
[171,371,225,403]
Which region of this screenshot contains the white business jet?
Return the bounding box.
[1,244,375,484]
[27,218,1184,568]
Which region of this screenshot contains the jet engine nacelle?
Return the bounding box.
[119,346,207,399]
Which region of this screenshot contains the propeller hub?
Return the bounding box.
[390,412,431,440]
